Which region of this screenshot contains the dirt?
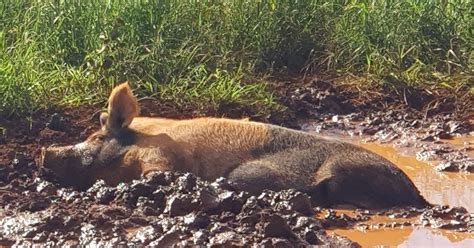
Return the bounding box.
[0,76,472,246]
[0,166,359,246]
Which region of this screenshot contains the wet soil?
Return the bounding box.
[0,77,472,246]
[331,212,474,247]
[0,168,357,246]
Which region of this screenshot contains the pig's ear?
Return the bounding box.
[107,82,140,130]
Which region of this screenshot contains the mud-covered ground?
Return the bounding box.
[0,77,472,246]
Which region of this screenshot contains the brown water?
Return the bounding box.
[334,227,474,248]
[328,136,474,248]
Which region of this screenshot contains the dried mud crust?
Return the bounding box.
[0,77,473,246]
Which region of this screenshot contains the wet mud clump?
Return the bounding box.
[0,161,359,247]
[1,154,472,246]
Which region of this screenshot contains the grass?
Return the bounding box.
[0,0,472,115]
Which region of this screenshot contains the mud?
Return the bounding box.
[0,77,473,246]
[332,212,474,247]
[0,166,358,246]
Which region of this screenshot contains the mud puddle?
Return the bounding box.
[313,135,474,247]
[317,209,474,248]
[318,207,474,247]
[333,225,474,248]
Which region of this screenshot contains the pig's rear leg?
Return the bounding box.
[310,156,430,209]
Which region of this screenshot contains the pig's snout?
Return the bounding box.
[39,145,74,168]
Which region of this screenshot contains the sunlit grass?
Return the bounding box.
[0,0,472,115]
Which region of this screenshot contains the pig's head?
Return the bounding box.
[39,82,142,189]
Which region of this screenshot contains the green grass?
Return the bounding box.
[0,0,472,115]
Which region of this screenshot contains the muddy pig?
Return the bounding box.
[39,82,430,209]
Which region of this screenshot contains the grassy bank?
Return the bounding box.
[0,0,472,115]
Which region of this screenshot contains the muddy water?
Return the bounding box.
[325,208,474,248]
[329,136,474,247]
[334,227,474,248]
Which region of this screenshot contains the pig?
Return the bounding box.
[39,82,430,209]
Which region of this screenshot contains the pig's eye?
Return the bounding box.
[96,135,106,141]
